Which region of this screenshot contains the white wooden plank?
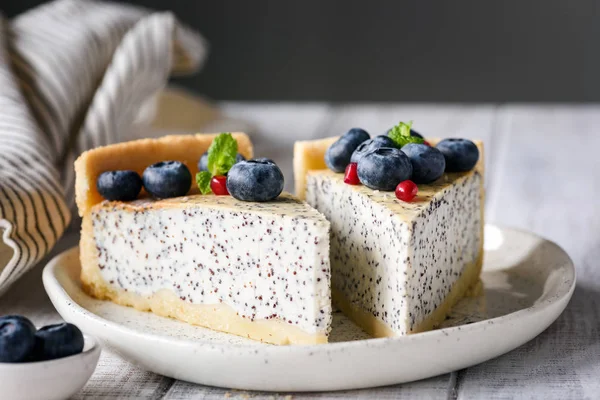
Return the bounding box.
[72,349,175,400]
[163,376,451,400]
[219,102,332,193]
[322,104,497,137]
[486,105,600,272]
[458,105,600,399]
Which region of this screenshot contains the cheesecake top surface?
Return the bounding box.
[93,192,330,226]
[307,168,481,222]
[295,136,484,202]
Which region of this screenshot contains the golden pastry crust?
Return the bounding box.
[74,132,253,216]
[293,137,338,200]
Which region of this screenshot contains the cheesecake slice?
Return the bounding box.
[75,134,332,345]
[294,137,484,337]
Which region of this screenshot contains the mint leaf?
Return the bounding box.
[197,133,239,194]
[388,121,424,147]
[207,133,238,176]
[196,171,213,194]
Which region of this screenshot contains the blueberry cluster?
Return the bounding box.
[0,315,84,363]
[325,126,479,191]
[97,148,285,203]
[97,160,191,201]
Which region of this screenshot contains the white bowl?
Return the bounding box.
[0,335,101,400]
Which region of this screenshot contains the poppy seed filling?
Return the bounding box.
[91,194,332,335]
[306,171,482,333]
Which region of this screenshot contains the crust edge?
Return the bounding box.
[75,133,254,216]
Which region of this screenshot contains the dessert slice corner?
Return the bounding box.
[294,135,485,338]
[75,133,334,345]
[293,136,338,200]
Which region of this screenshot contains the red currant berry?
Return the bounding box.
[344,163,360,185]
[395,180,418,202]
[210,175,229,195]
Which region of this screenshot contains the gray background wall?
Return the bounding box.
[4,1,598,102]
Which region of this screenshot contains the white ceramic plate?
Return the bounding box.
[0,335,101,400]
[43,225,575,392]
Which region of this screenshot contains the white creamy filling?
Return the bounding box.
[92,205,331,334]
[307,172,481,333]
[406,173,482,329]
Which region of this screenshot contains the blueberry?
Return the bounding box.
[252,157,275,164]
[0,315,36,363]
[371,135,398,146]
[96,170,142,201]
[32,323,84,361]
[357,148,413,191]
[436,138,479,172]
[401,144,446,183]
[410,129,423,139]
[325,128,370,172]
[142,161,191,198]
[226,159,284,202]
[350,136,397,164]
[198,152,246,172]
[385,128,423,138]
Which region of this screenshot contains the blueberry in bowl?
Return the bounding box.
[325,128,370,172]
[227,159,285,202]
[357,147,413,191]
[0,315,101,400]
[0,316,86,363]
[32,323,85,361]
[142,161,192,198]
[0,315,36,363]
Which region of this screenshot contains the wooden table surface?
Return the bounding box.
[2,103,598,399]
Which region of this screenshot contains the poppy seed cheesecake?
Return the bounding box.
[76,134,332,344]
[294,136,484,337]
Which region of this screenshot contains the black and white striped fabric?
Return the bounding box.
[0,0,206,295]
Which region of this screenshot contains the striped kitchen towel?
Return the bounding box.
[0,0,206,295]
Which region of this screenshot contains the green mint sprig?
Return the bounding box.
[196,133,238,194]
[196,171,213,194]
[387,121,424,147]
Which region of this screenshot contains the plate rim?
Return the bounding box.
[43,223,576,355]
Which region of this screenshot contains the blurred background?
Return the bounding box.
[5,0,598,102]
